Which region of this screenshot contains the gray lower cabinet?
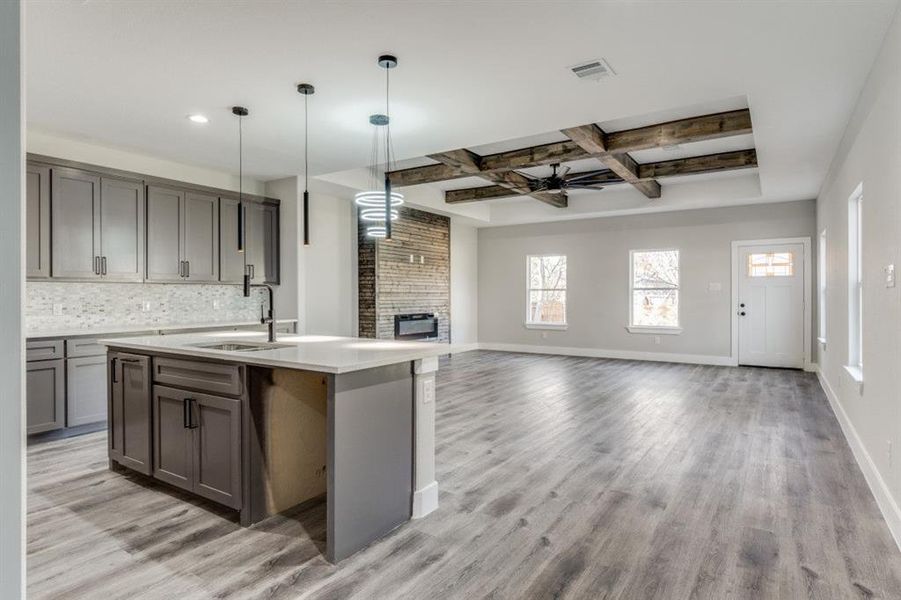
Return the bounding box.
[66,355,108,427]
[26,359,65,434]
[153,384,243,509]
[109,353,152,475]
[26,163,51,279]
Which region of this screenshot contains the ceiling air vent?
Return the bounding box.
[569,58,615,81]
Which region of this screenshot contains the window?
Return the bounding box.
[748,252,794,277]
[526,255,567,328]
[847,184,863,381]
[629,249,680,332]
[818,229,827,344]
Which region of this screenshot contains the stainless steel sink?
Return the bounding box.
[192,341,291,352]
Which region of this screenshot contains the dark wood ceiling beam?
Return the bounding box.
[429,150,567,208]
[561,124,661,199]
[388,108,752,188]
[443,149,758,203]
[605,109,753,153]
[636,149,757,179]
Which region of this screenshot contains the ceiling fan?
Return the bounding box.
[525,163,613,197]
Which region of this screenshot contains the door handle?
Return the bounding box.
[101,256,107,276]
[184,398,198,429]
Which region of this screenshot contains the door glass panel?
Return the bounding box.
[747,252,793,277]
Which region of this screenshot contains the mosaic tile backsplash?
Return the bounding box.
[26,282,268,333]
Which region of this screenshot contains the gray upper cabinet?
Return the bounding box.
[146,186,184,282]
[100,178,145,282]
[219,196,244,284]
[183,192,219,282]
[147,186,220,283]
[47,164,145,282]
[51,167,101,280]
[26,163,51,279]
[244,200,280,285]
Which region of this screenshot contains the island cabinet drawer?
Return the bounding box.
[152,357,243,397]
[66,338,107,358]
[26,339,64,362]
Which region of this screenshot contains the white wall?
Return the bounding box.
[478,201,816,363]
[815,6,901,547]
[301,190,355,336]
[0,0,24,595]
[451,220,479,345]
[265,177,300,321]
[27,129,266,195]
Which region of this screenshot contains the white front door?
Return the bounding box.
[738,243,805,368]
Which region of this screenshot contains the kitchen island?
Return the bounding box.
[102,331,453,562]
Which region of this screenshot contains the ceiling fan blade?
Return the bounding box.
[567,182,606,190]
[559,165,571,177]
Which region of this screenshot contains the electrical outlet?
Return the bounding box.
[142,301,152,312]
[423,378,435,404]
[52,303,63,316]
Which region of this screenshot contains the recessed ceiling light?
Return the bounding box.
[187,114,209,124]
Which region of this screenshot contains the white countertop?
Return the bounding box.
[101,331,457,374]
[26,319,298,340]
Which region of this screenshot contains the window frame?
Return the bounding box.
[846,183,863,383]
[525,254,568,330]
[627,248,683,335]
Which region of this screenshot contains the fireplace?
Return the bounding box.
[394,313,439,341]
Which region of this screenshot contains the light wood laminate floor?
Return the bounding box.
[28,351,901,599]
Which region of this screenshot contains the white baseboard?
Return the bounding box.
[412,481,438,519]
[477,342,734,366]
[816,369,901,552]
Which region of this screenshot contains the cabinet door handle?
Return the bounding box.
[185,260,190,279]
[101,256,107,276]
[249,264,255,280]
[188,398,198,429]
[94,256,100,275]
[110,357,118,384]
[183,398,191,429]
[178,260,184,278]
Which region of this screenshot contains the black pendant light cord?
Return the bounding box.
[384,62,392,240]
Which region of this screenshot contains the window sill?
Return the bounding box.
[844,365,863,383]
[626,326,683,335]
[525,323,568,331]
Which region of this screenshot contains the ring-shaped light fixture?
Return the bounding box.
[354,191,404,208]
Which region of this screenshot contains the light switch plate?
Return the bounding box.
[885,264,895,288]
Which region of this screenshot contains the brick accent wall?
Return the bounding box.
[358,206,450,342]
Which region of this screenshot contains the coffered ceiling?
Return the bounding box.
[25,0,899,224]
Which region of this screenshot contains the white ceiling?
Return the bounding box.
[25,0,899,225]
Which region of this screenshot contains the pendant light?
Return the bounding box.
[297,83,315,245]
[232,106,252,297]
[355,54,402,239]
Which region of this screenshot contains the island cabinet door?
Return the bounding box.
[153,385,194,492]
[109,353,151,475]
[192,393,242,509]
